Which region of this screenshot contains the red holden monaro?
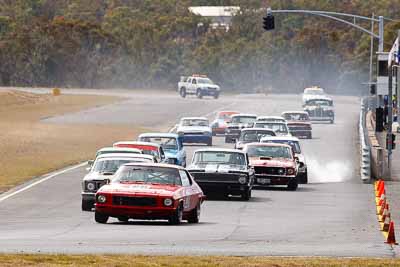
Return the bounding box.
[94,163,205,225]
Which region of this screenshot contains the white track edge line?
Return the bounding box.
[0,162,87,203]
[0,100,238,203]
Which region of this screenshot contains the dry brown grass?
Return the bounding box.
[0,90,143,193]
[0,255,399,267]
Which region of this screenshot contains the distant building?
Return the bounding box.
[188,6,240,31]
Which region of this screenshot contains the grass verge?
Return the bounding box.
[0,90,143,193]
[0,255,399,267]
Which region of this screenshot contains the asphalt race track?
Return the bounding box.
[0,90,396,256]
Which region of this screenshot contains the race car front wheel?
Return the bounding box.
[81,199,93,211]
[94,211,109,224]
[287,179,298,191]
[180,88,186,98]
[169,204,183,225]
[241,189,251,201]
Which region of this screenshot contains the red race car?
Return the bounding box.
[94,163,205,225]
[211,110,239,136]
[243,143,299,191]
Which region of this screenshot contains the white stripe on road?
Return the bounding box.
[0,162,87,203]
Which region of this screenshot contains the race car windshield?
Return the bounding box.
[247,146,292,159]
[257,118,285,122]
[231,117,256,124]
[262,140,301,154]
[306,100,332,106]
[254,123,289,134]
[93,159,142,174]
[305,90,324,95]
[198,78,213,84]
[114,166,182,186]
[239,131,275,142]
[218,113,234,121]
[283,113,309,121]
[182,119,209,127]
[140,137,178,150]
[193,151,246,166]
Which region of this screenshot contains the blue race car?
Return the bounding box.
[138,133,187,167]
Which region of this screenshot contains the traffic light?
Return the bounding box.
[386,133,396,149]
[376,107,384,132]
[370,84,376,95]
[263,14,275,31]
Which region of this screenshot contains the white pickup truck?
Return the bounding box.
[178,75,220,99]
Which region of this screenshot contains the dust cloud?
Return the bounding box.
[307,157,353,183]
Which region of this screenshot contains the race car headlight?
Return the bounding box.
[238,175,247,184]
[97,195,107,203]
[86,182,96,191]
[164,198,173,206]
[286,168,295,175]
[278,168,285,175]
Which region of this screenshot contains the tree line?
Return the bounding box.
[0,0,399,94]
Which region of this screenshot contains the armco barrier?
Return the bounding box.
[359,98,371,182]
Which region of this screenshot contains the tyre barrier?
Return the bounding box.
[375,180,398,245]
[360,99,371,182]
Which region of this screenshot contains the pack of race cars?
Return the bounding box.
[83,87,334,225]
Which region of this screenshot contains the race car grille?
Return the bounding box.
[254,166,286,176]
[288,125,311,131]
[112,196,157,207]
[184,132,204,135]
[190,173,240,183]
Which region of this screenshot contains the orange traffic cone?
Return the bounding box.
[375,179,382,191]
[379,203,390,222]
[376,193,386,206]
[377,199,386,215]
[376,183,385,198]
[385,221,398,245]
[381,212,391,232]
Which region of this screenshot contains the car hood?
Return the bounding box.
[83,171,115,181]
[99,183,180,197]
[177,126,211,133]
[249,157,296,168]
[188,163,247,173]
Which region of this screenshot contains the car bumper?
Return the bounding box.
[95,204,177,219]
[254,175,296,186]
[182,135,211,144]
[196,182,251,194]
[212,127,226,134]
[201,89,219,96]
[309,116,333,121]
[290,130,311,138]
[82,192,96,201]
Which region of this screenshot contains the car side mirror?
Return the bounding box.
[294,156,299,162]
[105,178,111,184]
[88,160,94,166]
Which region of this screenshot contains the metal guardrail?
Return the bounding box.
[359,97,371,182]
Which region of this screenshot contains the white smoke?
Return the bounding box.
[307,157,353,183]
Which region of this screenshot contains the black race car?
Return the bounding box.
[187,148,254,200]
